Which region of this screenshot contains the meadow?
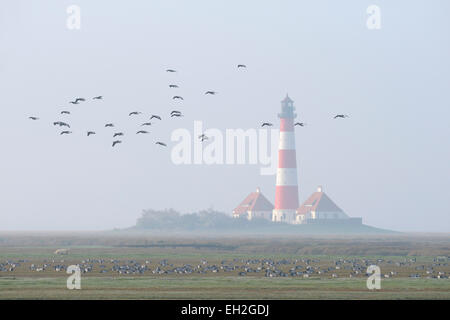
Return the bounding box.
[2,276,449,299]
[0,232,449,299]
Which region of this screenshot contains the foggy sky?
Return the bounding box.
[1,0,449,232]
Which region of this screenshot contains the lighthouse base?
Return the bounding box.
[272,209,298,224]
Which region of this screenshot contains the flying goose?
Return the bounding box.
[334,114,349,119]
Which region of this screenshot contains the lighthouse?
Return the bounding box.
[272,95,300,223]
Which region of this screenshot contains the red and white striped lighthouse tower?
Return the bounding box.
[272,94,299,224]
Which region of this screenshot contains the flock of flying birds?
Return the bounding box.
[28,64,349,148]
[261,112,348,128]
[259,114,348,128]
[29,94,170,148]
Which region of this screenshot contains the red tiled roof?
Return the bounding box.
[297,188,343,215]
[233,189,274,215]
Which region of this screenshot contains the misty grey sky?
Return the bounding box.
[1,1,449,232]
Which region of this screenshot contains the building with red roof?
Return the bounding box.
[296,186,361,224]
[231,94,362,226]
[232,188,274,221]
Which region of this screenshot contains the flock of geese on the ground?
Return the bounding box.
[28,65,349,148]
[2,256,448,279]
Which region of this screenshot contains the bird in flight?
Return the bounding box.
[61,111,71,115]
[70,98,84,104]
[60,131,72,135]
[199,134,208,142]
[93,96,103,100]
[171,110,182,115]
[113,132,124,138]
[166,69,177,73]
[129,111,141,116]
[237,64,247,68]
[150,115,161,120]
[334,114,349,119]
[294,122,306,127]
[156,142,167,147]
[171,113,183,118]
[28,116,39,120]
[112,140,122,147]
[169,84,179,88]
[53,121,70,128]
[173,96,184,100]
[205,91,217,95]
[136,130,149,134]
[262,122,273,127]
[141,122,152,126]
[105,123,114,127]
[87,131,96,136]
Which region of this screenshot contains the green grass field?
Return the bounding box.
[0,233,449,299]
[1,276,449,299]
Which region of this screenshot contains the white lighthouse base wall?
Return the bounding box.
[249,211,273,221]
[296,213,311,224]
[272,209,298,224]
[311,211,349,220]
[232,211,273,221]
